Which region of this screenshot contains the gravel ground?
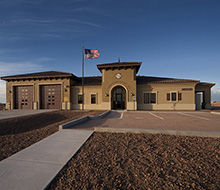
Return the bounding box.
[48,132,220,190]
[0,110,105,161]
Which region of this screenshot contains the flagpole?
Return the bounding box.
[82,45,84,111]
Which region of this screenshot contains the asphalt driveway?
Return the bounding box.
[72,111,220,132]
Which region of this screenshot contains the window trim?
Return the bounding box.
[143,91,157,104]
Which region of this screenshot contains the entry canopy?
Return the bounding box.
[97,62,142,74]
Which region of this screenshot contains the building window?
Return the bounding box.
[151,93,156,103]
[144,93,156,104]
[171,92,177,101]
[91,94,96,104]
[78,94,83,104]
[167,92,182,101]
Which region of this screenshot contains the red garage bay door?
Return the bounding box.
[13,86,34,109]
[40,85,61,109]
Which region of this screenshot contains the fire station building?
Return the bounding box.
[1,62,215,111]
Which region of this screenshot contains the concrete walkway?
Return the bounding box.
[0,129,93,190]
[0,109,57,120]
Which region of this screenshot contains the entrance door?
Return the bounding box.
[116,94,122,109]
[195,93,202,110]
[195,92,204,110]
[13,86,34,109]
[40,85,61,109]
[112,86,126,110]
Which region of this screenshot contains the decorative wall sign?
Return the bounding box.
[182,88,193,91]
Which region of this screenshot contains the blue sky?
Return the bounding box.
[0,0,220,102]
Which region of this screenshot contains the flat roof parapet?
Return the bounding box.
[97,62,142,74]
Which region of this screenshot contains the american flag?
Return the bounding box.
[84,49,100,59]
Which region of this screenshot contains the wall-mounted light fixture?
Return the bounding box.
[64,89,68,92]
[8,90,12,93]
[64,85,70,88]
[105,93,109,97]
[131,93,134,96]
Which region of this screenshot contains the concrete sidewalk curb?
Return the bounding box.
[90,110,111,119]
[94,127,220,138]
[211,111,220,115]
[59,111,111,130]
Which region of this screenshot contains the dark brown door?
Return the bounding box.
[13,86,33,109]
[112,86,126,110]
[40,85,61,109]
[116,94,122,109]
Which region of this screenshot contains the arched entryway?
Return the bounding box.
[111,86,126,110]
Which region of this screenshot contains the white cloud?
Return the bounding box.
[33,57,55,63]
[212,87,220,94]
[212,88,220,94]
[211,84,220,101]
[0,49,9,55]
[0,18,55,27]
[211,82,220,93]
[0,0,46,6]
[0,18,101,28]
[38,33,64,39]
[65,19,101,28]
[0,57,52,75]
[0,59,49,103]
[0,34,27,42]
[0,61,45,76]
[0,48,27,56]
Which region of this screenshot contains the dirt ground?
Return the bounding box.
[48,132,220,190]
[0,110,105,161]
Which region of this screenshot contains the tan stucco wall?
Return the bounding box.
[5,78,72,110]
[101,68,137,110]
[195,85,212,109]
[137,83,197,110]
[71,85,103,110]
[4,70,212,111]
